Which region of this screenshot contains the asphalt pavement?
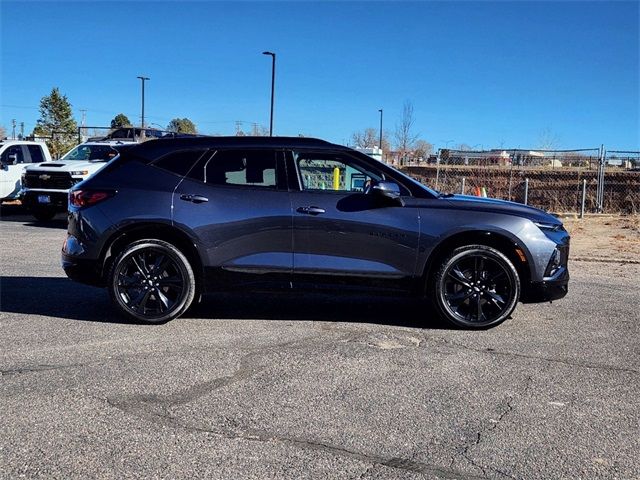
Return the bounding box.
[1,208,638,479]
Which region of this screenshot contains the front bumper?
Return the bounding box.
[521,268,569,303]
[21,189,68,211]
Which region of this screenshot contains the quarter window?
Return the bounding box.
[153,149,206,176]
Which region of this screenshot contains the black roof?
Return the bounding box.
[126,136,347,161]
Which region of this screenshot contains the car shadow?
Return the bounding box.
[0,203,67,229]
[0,276,453,330]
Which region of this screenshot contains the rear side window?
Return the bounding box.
[187,150,277,188]
[28,145,45,163]
[153,149,206,176]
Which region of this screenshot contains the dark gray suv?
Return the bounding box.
[62,137,569,328]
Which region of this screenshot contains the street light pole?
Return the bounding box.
[136,76,150,133]
[378,109,383,153]
[262,51,276,136]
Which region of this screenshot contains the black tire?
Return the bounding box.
[32,207,57,221]
[431,244,520,329]
[108,239,196,323]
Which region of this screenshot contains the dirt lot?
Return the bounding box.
[562,214,640,262]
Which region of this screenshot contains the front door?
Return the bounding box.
[289,150,420,292]
[0,145,27,199]
[172,148,293,290]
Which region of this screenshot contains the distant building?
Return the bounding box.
[354,147,383,162]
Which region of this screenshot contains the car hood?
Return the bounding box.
[25,161,107,173]
[441,194,562,225]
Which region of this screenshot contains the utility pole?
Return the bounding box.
[136,76,150,137]
[11,119,16,139]
[80,109,87,141]
[19,122,24,140]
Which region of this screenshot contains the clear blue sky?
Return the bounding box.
[2,1,639,150]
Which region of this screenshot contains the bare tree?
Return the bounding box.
[0,125,6,139]
[537,127,560,150]
[413,139,434,162]
[395,100,418,165]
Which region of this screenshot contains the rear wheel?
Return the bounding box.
[108,239,196,323]
[432,245,520,329]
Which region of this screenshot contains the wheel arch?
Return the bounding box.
[98,222,204,289]
[421,228,533,294]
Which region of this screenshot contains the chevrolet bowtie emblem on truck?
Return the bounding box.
[39,174,51,181]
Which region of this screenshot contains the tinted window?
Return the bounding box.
[188,150,277,188]
[295,152,382,193]
[153,149,206,176]
[28,145,45,163]
[1,145,24,164]
[61,144,118,161]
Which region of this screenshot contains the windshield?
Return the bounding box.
[61,144,118,162]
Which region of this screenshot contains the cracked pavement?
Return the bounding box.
[1,212,639,479]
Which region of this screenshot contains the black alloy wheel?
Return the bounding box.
[433,244,520,329]
[108,239,195,323]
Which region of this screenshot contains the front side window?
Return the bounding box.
[61,145,118,162]
[295,152,383,193]
[1,146,24,164]
[188,150,277,188]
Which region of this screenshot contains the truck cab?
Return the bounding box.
[0,140,52,200]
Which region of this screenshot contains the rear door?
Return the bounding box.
[288,150,420,292]
[172,148,293,290]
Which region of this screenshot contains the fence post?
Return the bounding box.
[524,177,529,205]
[461,177,465,195]
[596,144,605,213]
[580,179,586,218]
[435,150,441,190]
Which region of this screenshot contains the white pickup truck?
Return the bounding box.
[0,140,52,201]
[20,140,131,220]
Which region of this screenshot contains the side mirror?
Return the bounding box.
[372,181,401,200]
[7,153,18,165]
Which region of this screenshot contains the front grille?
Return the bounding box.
[23,171,74,189]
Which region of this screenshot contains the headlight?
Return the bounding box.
[533,221,563,232]
[70,170,89,176]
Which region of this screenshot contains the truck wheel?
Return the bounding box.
[432,245,520,329]
[108,239,196,324]
[32,208,57,221]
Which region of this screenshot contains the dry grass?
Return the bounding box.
[562,215,640,262]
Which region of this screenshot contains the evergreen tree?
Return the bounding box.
[167,118,197,134]
[110,113,132,129]
[32,87,78,158]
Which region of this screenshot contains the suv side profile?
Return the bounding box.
[62,137,569,328]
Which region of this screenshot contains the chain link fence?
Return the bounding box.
[403,147,639,214]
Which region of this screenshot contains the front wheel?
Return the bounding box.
[432,245,520,329]
[108,239,196,323]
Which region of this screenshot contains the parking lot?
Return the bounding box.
[1,208,638,479]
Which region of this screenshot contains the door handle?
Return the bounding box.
[297,206,325,215]
[180,194,209,203]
